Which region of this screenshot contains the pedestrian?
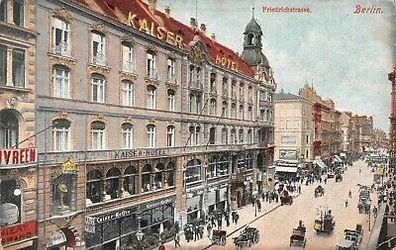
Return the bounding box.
[345,199,348,208]
[298,185,301,194]
[207,223,212,237]
[235,212,239,224]
[217,217,222,230]
[174,233,181,248]
[158,242,166,250]
[225,213,230,227]
[373,206,378,218]
[324,178,327,184]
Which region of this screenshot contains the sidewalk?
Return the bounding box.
[161,191,302,250]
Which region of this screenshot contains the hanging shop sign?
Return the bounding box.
[0,148,37,166]
[46,230,67,247]
[142,196,176,210]
[62,159,76,173]
[0,203,19,226]
[0,220,37,245]
[126,12,184,49]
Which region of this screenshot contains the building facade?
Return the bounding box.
[274,91,314,163]
[34,0,276,249]
[0,1,38,249]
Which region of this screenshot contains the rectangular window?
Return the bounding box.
[147,52,157,79]
[0,45,6,85]
[168,91,175,111]
[12,49,25,87]
[122,44,134,73]
[92,130,105,149]
[0,0,6,22]
[53,18,70,56]
[122,126,133,149]
[122,82,134,106]
[167,127,175,147]
[147,126,156,148]
[92,32,106,65]
[92,77,105,103]
[13,0,24,27]
[54,128,69,151]
[54,67,70,98]
[167,59,176,82]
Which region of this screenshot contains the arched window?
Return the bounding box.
[221,128,228,144]
[168,89,175,111]
[91,73,105,103]
[141,164,152,193]
[53,65,70,98]
[238,129,244,144]
[231,103,236,118]
[147,125,156,148]
[121,123,133,149]
[53,17,70,56]
[0,109,19,148]
[91,121,105,149]
[53,119,70,151]
[166,125,175,147]
[247,129,253,144]
[248,106,253,120]
[210,98,217,116]
[166,162,175,187]
[222,77,228,96]
[209,127,216,145]
[122,80,134,107]
[147,85,157,109]
[239,105,244,119]
[153,163,165,190]
[210,73,216,92]
[124,165,137,195]
[86,170,102,204]
[230,129,236,144]
[222,101,228,117]
[247,33,254,45]
[185,159,201,184]
[105,168,121,199]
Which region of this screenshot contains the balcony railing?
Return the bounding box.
[38,143,267,165]
[166,74,177,84]
[188,80,203,91]
[147,69,158,81]
[122,61,135,74]
[92,53,106,66]
[53,43,71,57]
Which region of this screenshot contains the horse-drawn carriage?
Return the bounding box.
[335,174,343,182]
[314,185,324,197]
[210,230,226,246]
[290,221,307,249]
[280,190,293,205]
[314,209,335,234]
[233,226,259,249]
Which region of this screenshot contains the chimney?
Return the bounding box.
[211,33,216,40]
[190,17,197,28]
[200,23,206,32]
[148,0,157,13]
[164,6,170,17]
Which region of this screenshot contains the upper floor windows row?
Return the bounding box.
[0,0,24,27]
[0,45,25,88]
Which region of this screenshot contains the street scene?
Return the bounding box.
[0,0,395,250]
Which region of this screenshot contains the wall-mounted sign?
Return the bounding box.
[0,148,37,166]
[126,12,184,49]
[95,208,136,224]
[215,55,239,71]
[0,220,37,245]
[0,203,19,226]
[281,135,297,144]
[113,148,169,159]
[279,149,298,160]
[85,217,96,233]
[142,196,176,210]
[46,230,67,247]
[62,160,76,173]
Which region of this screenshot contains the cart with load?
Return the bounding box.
[335,224,362,250]
[233,226,259,249]
[280,190,293,205]
[314,209,335,234]
[314,185,324,197]
[290,221,307,249]
[210,230,226,246]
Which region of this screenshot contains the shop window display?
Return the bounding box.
[86,169,102,204]
[0,179,21,227]
[105,167,121,199]
[124,165,137,195]
[141,164,152,192]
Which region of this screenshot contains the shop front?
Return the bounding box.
[0,220,37,250]
[206,184,229,214]
[185,190,203,223]
[230,176,253,209]
[85,196,175,250]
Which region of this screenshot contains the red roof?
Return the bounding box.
[71,0,255,78]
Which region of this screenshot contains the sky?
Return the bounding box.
[156,0,395,131]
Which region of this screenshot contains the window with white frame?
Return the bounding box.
[239,105,244,119]
[146,85,156,109]
[146,51,157,79]
[167,89,175,111]
[53,18,70,56]
[230,129,236,144]
[221,101,228,117]
[121,123,133,149]
[12,49,25,87]
[122,42,134,73]
[189,94,195,113]
[122,80,134,107]
[221,128,228,144]
[91,31,106,66]
[167,58,176,82]
[231,103,236,118]
[53,119,70,151]
[91,74,105,103]
[247,129,253,143]
[13,0,24,27]
[238,129,244,144]
[91,121,105,149]
[53,66,70,98]
[0,109,19,148]
[195,95,201,113]
[147,125,156,148]
[189,125,200,146]
[210,73,216,92]
[166,125,175,147]
[209,98,217,116]
[248,106,253,120]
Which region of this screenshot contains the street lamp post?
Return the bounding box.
[136,216,144,250]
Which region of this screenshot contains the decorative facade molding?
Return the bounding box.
[89,22,106,33]
[6,94,29,109]
[51,8,74,22]
[88,63,111,77]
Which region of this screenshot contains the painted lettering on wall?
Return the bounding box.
[0,220,37,245]
[127,12,184,49]
[114,149,169,159]
[0,148,37,166]
[215,55,239,71]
